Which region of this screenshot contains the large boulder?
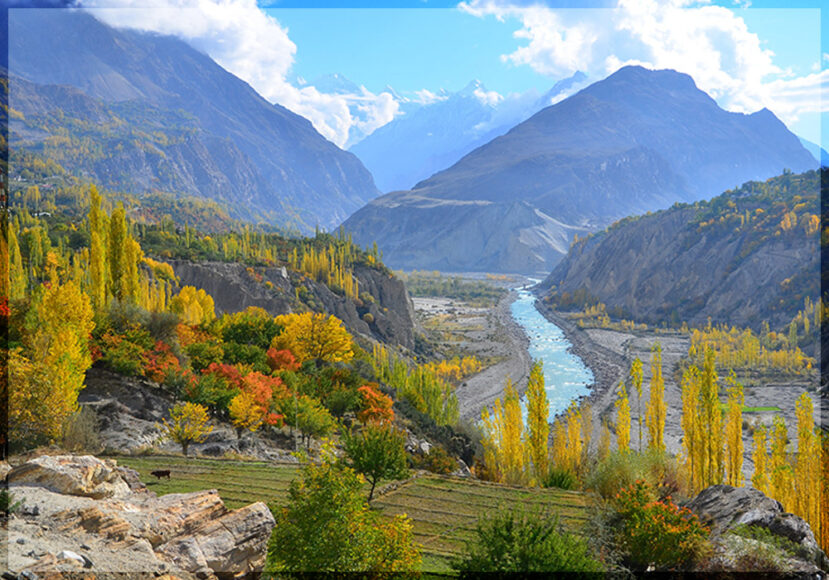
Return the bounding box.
[8,455,277,579]
[8,455,131,499]
[156,501,275,577]
[686,484,829,574]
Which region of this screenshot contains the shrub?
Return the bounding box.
[185,340,224,372]
[60,405,101,453]
[412,445,457,475]
[222,341,270,374]
[612,480,709,571]
[0,490,23,516]
[100,330,148,376]
[544,466,578,490]
[452,507,605,576]
[585,448,683,500]
[362,312,375,324]
[266,459,420,573]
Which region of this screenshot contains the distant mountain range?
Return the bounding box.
[349,73,587,193]
[539,170,820,331]
[8,9,379,231]
[343,66,817,274]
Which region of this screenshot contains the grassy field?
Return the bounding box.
[114,455,300,509]
[373,475,589,573]
[113,455,589,575]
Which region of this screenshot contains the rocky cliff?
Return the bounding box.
[540,170,820,331]
[170,260,416,350]
[5,455,275,579]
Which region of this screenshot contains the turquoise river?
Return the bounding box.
[510,283,594,420]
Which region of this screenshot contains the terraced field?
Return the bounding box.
[114,455,299,509]
[114,456,590,575]
[373,474,589,574]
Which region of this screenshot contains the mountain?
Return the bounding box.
[539,170,820,331]
[798,137,828,167]
[343,66,816,274]
[8,9,379,231]
[349,73,586,193]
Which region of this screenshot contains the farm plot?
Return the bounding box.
[114,455,299,509]
[372,474,589,573]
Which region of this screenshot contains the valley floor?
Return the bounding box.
[413,293,532,423]
[537,303,820,479]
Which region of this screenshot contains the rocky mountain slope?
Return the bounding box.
[343,66,816,274]
[539,170,820,330]
[8,9,379,231]
[350,73,586,193]
[170,259,416,351]
[6,455,274,579]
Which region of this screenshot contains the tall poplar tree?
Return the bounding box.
[525,361,549,483]
[615,382,631,453]
[629,358,643,451]
[723,373,744,486]
[645,343,666,451]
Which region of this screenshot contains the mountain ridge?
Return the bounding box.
[344,66,816,274]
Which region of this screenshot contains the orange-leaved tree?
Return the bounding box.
[357,384,394,424]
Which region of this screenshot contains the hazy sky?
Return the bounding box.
[83,0,827,149]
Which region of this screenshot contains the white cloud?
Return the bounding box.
[412,89,450,105]
[473,86,504,107]
[460,0,822,131]
[81,0,397,147]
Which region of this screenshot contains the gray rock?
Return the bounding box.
[9,456,130,499]
[56,550,84,566]
[686,484,829,573]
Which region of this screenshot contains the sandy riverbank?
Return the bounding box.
[414,292,532,423]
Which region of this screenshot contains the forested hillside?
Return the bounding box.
[541,170,821,334]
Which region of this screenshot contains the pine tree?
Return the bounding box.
[645,343,666,451]
[525,361,549,484]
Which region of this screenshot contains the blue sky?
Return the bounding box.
[84,0,825,150]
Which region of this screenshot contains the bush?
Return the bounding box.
[60,405,101,453]
[585,449,683,500]
[100,331,148,376]
[611,480,709,571]
[544,466,578,490]
[185,341,224,372]
[222,341,270,374]
[412,445,456,475]
[0,490,22,516]
[452,507,605,576]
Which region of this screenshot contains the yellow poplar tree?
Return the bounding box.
[723,373,744,487]
[700,348,723,487]
[108,203,127,300]
[681,365,702,492]
[752,425,770,496]
[629,358,643,450]
[645,343,666,451]
[598,418,611,462]
[794,393,820,540]
[161,402,213,456]
[615,382,631,453]
[480,379,526,485]
[525,361,549,483]
[8,220,26,300]
[88,185,107,310]
[769,416,793,507]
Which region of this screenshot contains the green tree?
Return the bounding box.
[266,459,420,573]
[343,423,408,501]
[452,507,604,576]
[108,203,127,300]
[88,184,107,310]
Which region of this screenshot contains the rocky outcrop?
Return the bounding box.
[7,455,275,579]
[686,484,829,576]
[8,455,132,500]
[79,367,299,461]
[170,259,416,349]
